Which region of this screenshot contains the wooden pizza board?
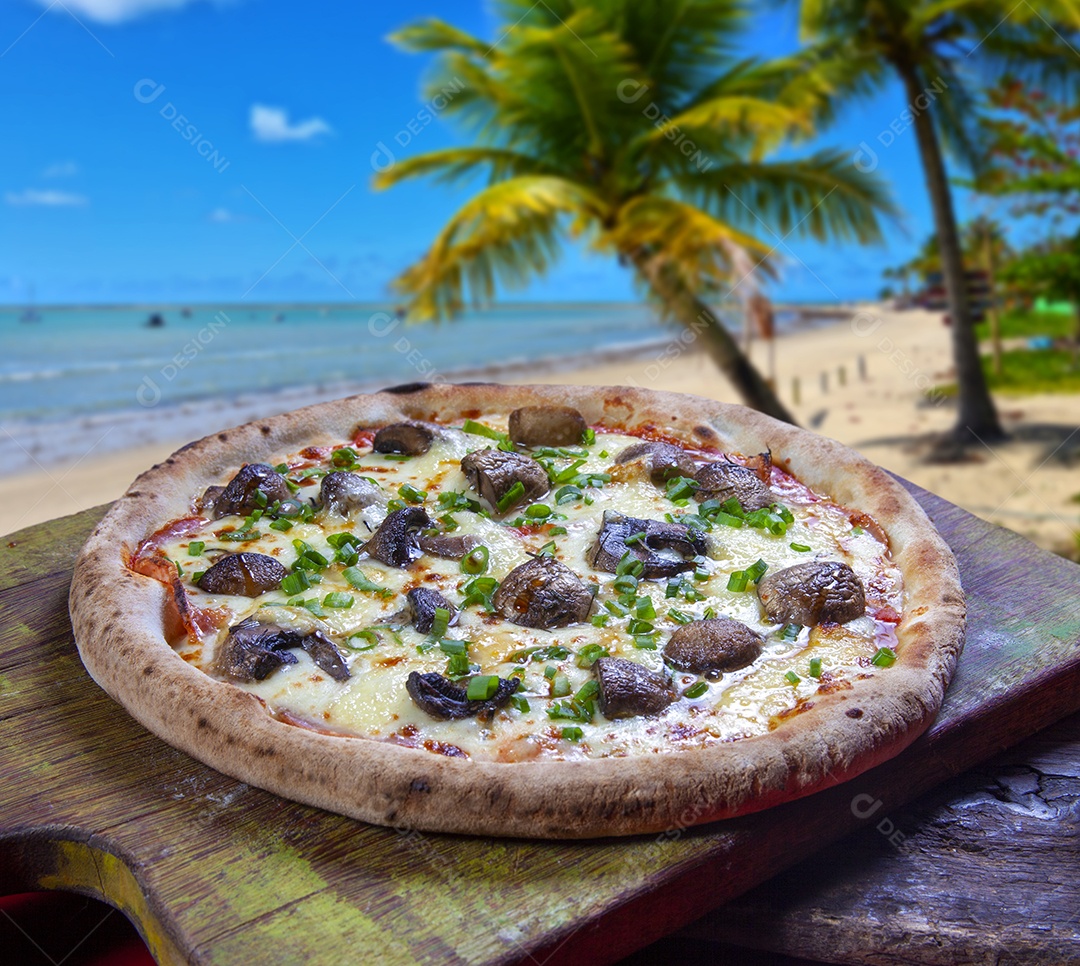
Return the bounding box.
[1,481,1079,965]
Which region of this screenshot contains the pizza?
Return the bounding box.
[69,383,964,838]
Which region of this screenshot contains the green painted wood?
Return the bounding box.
[1,487,1079,966]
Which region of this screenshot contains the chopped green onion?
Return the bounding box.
[613,575,639,595]
[510,694,530,713]
[852,526,865,536]
[575,644,609,668]
[590,614,609,628]
[430,606,451,639]
[187,541,205,557]
[727,571,749,592]
[667,608,694,625]
[550,673,571,697]
[635,597,657,620]
[253,489,268,508]
[808,657,823,678]
[331,447,359,468]
[779,623,801,641]
[446,651,471,679]
[604,600,628,617]
[496,481,526,512]
[438,639,468,656]
[322,592,354,609]
[615,552,645,578]
[624,531,647,546]
[582,428,596,445]
[632,634,658,650]
[784,671,801,685]
[790,542,812,553]
[871,646,897,667]
[745,558,769,584]
[466,675,501,701]
[461,545,490,575]
[437,512,459,532]
[345,630,380,651]
[525,504,552,519]
[536,540,557,557]
[543,665,557,679]
[665,476,699,501]
[269,518,294,532]
[191,570,205,583]
[280,571,311,596]
[703,605,717,620]
[342,566,392,597]
[684,681,708,699]
[548,525,568,536]
[561,726,583,742]
[462,418,501,440]
[554,484,583,505]
[398,483,427,504]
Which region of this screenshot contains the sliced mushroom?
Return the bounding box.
[300,630,351,682]
[594,657,678,719]
[589,510,707,579]
[492,556,594,628]
[613,441,697,486]
[216,618,350,683]
[197,552,287,596]
[508,406,588,447]
[319,471,385,517]
[419,534,480,559]
[757,561,866,626]
[694,459,773,511]
[406,672,519,720]
[217,618,302,682]
[664,616,764,673]
[404,587,458,634]
[363,506,432,568]
[460,449,549,513]
[210,464,291,519]
[373,422,434,456]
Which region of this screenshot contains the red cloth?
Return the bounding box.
[0,892,155,965]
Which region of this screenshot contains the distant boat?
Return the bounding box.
[146,312,166,328]
[19,283,41,323]
[273,312,286,323]
[180,307,192,318]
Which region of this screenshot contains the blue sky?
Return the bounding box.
[1,0,980,305]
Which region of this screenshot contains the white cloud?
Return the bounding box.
[33,0,206,24]
[5,189,88,207]
[250,104,333,143]
[42,161,79,178]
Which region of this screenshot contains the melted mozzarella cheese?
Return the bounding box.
[159,424,903,762]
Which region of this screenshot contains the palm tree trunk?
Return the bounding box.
[630,250,797,424]
[898,65,1005,442]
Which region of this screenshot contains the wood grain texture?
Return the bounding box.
[0,485,1078,966]
[682,713,1080,965]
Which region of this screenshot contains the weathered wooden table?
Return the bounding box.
[1,484,1078,966]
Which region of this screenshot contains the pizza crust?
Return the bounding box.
[69,383,964,838]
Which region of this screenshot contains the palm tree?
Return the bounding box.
[375,0,893,424]
[792,0,1080,443]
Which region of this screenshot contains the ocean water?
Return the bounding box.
[1,303,684,425]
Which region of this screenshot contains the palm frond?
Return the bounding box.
[371,148,554,191]
[391,176,607,320]
[673,151,895,245]
[388,18,491,57]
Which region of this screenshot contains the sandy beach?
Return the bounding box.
[4,305,1079,556]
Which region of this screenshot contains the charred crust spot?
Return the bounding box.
[410,779,431,793]
[127,491,142,498]
[260,425,272,435]
[218,433,228,441]
[381,381,431,394]
[142,665,155,676]
[694,425,718,442]
[197,717,210,729]
[255,746,276,757]
[846,708,864,719]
